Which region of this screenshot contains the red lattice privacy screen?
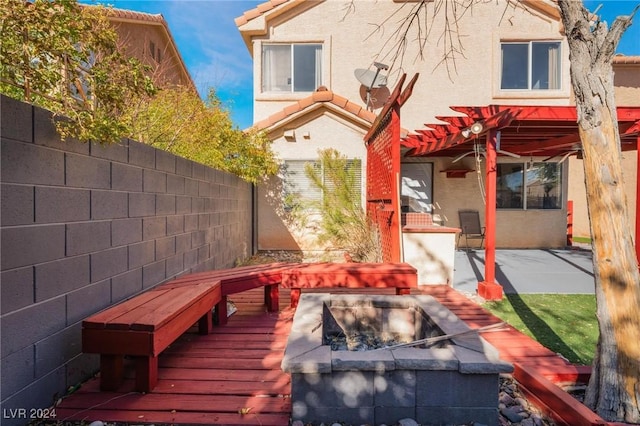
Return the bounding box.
[365,107,401,262]
[364,74,418,263]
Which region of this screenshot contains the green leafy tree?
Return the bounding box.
[0,0,155,143]
[125,86,278,183]
[305,149,381,262]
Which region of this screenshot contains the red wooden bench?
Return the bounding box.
[82,280,221,392]
[281,262,418,307]
[155,263,295,325]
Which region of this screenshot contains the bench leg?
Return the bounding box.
[214,295,228,326]
[265,284,279,312]
[198,309,213,335]
[99,354,124,391]
[396,288,411,296]
[134,355,158,393]
[290,288,301,308]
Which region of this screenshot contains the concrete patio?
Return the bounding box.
[452,248,595,295]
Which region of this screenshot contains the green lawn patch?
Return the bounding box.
[483,294,597,365]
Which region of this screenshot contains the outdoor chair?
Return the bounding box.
[457,209,485,250]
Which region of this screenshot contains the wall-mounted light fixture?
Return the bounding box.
[461,122,484,138]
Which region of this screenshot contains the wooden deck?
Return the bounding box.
[56,285,598,426]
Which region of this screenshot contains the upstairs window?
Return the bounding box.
[501,42,561,90]
[262,44,322,92]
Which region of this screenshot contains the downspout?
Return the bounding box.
[478,130,503,300]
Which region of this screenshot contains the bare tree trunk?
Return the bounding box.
[557,1,640,422]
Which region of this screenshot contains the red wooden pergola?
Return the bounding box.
[365,74,640,299]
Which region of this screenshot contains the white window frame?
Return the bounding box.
[500,41,562,91]
[261,43,323,94]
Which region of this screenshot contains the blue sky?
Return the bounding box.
[85,0,639,129]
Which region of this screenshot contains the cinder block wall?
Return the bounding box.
[0,95,254,417]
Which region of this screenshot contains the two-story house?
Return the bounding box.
[236,0,639,257]
[104,6,196,90]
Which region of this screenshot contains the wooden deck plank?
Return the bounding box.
[58,283,597,426]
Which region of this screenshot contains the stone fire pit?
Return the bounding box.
[281,294,513,425]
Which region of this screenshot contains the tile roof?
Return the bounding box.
[234,0,290,26]
[104,7,164,23]
[613,55,640,65]
[251,87,377,131]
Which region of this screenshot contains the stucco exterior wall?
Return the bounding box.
[245,0,575,250]
[112,21,191,88]
[258,112,368,251]
[0,95,253,420]
[251,0,571,130]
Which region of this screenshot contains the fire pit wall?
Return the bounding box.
[282,294,513,426]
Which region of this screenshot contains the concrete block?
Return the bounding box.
[1,95,33,142]
[35,255,90,302]
[175,233,191,252]
[112,218,142,246]
[1,345,35,398]
[1,296,65,358]
[1,140,64,185]
[291,373,337,408]
[374,370,416,406]
[112,162,142,192]
[65,352,99,389]
[184,178,199,196]
[66,279,111,325]
[415,370,499,407]
[128,240,155,269]
[91,190,128,220]
[166,253,184,278]
[197,244,210,264]
[155,149,176,173]
[192,231,206,252]
[1,224,65,270]
[166,215,184,236]
[155,236,176,260]
[415,406,498,426]
[0,365,66,426]
[34,323,81,378]
[35,187,90,223]
[167,174,185,194]
[143,216,166,240]
[111,268,143,302]
[183,248,199,270]
[129,192,155,217]
[65,153,110,189]
[333,371,374,407]
[193,197,205,213]
[1,267,34,314]
[143,169,167,193]
[198,181,211,197]
[90,247,128,282]
[143,260,166,288]
[176,195,192,213]
[156,194,176,215]
[192,163,206,180]
[198,213,210,230]
[90,139,128,162]
[128,140,155,168]
[175,156,192,177]
[1,184,34,226]
[375,406,416,426]
[184,214,198,232]
[66,221,111,256]
[33,105,88,153]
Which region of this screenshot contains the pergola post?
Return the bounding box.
[477,130,503,300]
